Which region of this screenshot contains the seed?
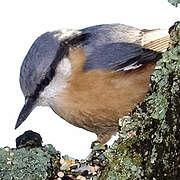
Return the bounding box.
[57,171,64,178]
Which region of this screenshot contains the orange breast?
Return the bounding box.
[52,48,156,143]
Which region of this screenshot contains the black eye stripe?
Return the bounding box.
[30,44,68,100]
[29,32,90,101]
[63,33,91,47]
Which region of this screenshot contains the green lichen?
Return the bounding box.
[0,144,107,180]
[100,22,180,180]
[168,0,180,7]
[0,145,61,180]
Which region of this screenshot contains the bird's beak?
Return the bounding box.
[15,97,36,129]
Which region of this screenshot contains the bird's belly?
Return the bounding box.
[51,61,156,141]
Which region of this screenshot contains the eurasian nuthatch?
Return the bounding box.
[16,24,169,143]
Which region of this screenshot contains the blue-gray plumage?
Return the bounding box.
[81,24,159,71]
[16,24,169,143]
[20,32,60,98]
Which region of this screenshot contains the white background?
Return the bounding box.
[0,0,179,159]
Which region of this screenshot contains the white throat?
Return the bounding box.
[38,57,72,106]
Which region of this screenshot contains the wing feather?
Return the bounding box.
[80,24,168,72]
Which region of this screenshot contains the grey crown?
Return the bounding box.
[20,32,60,98]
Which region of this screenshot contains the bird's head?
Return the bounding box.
[15,29,88,129]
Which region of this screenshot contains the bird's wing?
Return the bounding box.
[80,24,168,71]
[83,42,160,71]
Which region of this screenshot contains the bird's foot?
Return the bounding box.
[90,140,108,152]
[86,141,108,168]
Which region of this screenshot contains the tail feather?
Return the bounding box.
[142,29,170,52]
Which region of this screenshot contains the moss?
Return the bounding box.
[100,22,180,180]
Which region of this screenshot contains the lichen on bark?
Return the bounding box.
[100,22,180,180]
[168,0,180,7]
[0,145,61,180]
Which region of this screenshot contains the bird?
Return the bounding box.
[15,24,170,144]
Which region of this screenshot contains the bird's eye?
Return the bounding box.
[41,78,49,86]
